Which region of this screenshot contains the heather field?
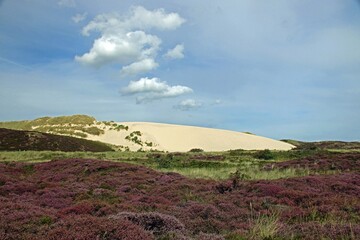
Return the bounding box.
[0,150,359,239]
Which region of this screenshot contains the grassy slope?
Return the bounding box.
[0,128,114,152]
[0,115,96,129]
[0,115,104,138]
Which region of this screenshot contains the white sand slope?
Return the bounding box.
[87,122,294,152]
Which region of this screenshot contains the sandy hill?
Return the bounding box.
[0,115,294,152]
[88,122,294,151]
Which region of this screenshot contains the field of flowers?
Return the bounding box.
[0,151,359,239]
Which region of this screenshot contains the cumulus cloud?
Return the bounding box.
[121,77,192,103]
[58,0,76,8]
[75,31,161,67]
[76,6,185,73]
[81,6,185,36]
[120,58,159,76]
[164,44,185,59]
[72,12,87,23]
[174,99,202,111]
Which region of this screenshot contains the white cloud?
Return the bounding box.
[164,44,185,59]
[75,31,161,67]
[81,6,185,36]
[175,99,202,111]
[120,58,159,76]
[72,13,87,24]
[76,6,185,73]
[58,0,76,8]
[121,77,192,103]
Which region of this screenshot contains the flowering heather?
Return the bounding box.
[0,158,359,239]
[264,152,360,172]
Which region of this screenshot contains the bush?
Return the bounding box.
[114,125,129,131]
[254,149,274,160]
[189,148,204,153]
[157,157,172,168]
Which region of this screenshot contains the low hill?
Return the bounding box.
[282,139,360,150]
[0,115,294,151]
[0,115,101,138]
[0,128,114,152]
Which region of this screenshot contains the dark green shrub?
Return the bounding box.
[230,169,250,188]
[114,125,129,131]
[254,149,274,160]
[189,148,204,153]
[157,157,172,168]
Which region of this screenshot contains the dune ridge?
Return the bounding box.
[87,121,294,151]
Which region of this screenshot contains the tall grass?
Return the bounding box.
[249,212,280,240]
[158,165,312,180]
[158,167,239,180]
[0,150,340,180]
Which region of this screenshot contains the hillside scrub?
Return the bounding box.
[0,128,113,152]
[0,115,105,138]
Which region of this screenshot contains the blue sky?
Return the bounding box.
[0,0,359,141]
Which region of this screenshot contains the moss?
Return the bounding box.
[39,216,53,225]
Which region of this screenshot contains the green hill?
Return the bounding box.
[0,115,103,138]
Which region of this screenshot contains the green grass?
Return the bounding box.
[249,212,280,240]
[0,149,341,181]
[157,165,316,180]
[159,166,239,180]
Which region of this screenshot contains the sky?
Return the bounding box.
[0,0,359,141]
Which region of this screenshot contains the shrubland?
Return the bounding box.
[0,146,359,239]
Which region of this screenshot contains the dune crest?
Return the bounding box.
[87,122,294,151]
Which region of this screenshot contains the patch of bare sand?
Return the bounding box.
[87,122,294,152]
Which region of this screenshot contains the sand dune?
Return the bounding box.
[87,122,294,152]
